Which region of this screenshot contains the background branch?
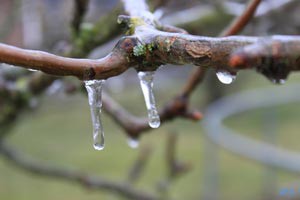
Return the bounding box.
[72,0,90,36]
[220,0,261,36]
[0,141,158,200]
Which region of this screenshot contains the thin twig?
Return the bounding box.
[220,0,262,37]
[102,93,202,138]
[72,0,90,36]
[127,145,152,184]
[179,0,262,100]
[0,141,158,200]
[165,132,190,178]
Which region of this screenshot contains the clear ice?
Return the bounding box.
[84,80,105,150]
[137,71,161,128]
[127,138,139,149]
[216,71,236,84]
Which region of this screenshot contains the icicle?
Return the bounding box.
[84,80,105,150]
[216,71,236,84]
[138,71,161,128]
[127,138,139,149]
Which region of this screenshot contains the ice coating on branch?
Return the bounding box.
[127,138,139,149]
[84,80,105,150]
[216,71,236,84]
[138,71,161,128]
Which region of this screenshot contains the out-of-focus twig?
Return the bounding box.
[0,0,19,40]
[71,4,123,57]
[179,0,262,101]
[102,93,202,138]
[0,141,158,200]
[72,0,90,36]
[165,132,191,179]
[157,132,191,196]
[127,145,152,184]
[220,0,261,36]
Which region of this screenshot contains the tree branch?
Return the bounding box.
[0,34,262,80]
[157,0,263,128]
[103,92,202,138]
[230,36,300,82]
[179,0,262,101]
[71,4,123,58]
[0,141,158,200]
[127,145,152,184]
[220,0,261,36]
[0,0,297,140]
[72,0,90,36]
[0,41,131,80]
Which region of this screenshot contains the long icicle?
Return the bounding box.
[84,80,105,150]
[138,71,160,128]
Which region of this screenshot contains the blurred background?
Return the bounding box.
[1,0,300,199]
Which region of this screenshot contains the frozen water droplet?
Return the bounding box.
[148,109,160,128]
[216,71,236,84]
[127,138,139,149]
[138,71,161,128]
[84,80,105,151]
[278,79,286,84]
[272,78,286,85]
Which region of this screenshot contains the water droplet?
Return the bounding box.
[272,78,286,85]
[84,80,105,150]
[216,71,236,84]
[137,71,161,128]
[127,138,139,148]
[28,68,38,72]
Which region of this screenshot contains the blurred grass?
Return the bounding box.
[1,70,300,199]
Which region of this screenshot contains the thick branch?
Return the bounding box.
[0,42,131,80]
[0,34,261,79]
[230,36,300,82]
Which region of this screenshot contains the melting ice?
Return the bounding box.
[137,71,161,128]
[272,78,286,85]
[84,80,105,150]
[216,71,236,84]
[127,138,139,149]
